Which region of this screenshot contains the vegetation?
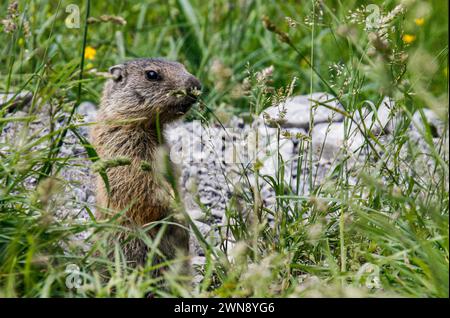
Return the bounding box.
[0,0,448,297]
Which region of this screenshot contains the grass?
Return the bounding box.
[0,0,448,297]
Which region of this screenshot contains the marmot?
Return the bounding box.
[91,58,201,271]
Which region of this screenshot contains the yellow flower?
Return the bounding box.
[84,46,96,60]
[414,18,425,26]
[402,34,416,44]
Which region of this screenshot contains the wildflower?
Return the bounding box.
[307,223,323,243]
[253,158,263,172]
[211,59,232,79]
[368,32,389,53]
[256,65,274,83]
[6,1,18,15]
[391,186,403,198]
[229,241,247,262]
[285,16,298,28]
[293,130,310,141]
[309,196,327,213]
[262,110,286,127]
[31,254,50,267]
[414,18,425,26]
[262,15,291,45]
[354,4,405,41]
[23,19,30,37]
[281,130,292,139]
[36,177,62,207]
[402,34,416,44]
[211,59,232,92]
[1,19,16,33]
[84,46,96,60]
[1,1,19,34]
[336,24,358,42]
[230,84,245,99]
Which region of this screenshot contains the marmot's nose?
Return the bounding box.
[186,76,202,92]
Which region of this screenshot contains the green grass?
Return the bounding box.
[0,0,448,297]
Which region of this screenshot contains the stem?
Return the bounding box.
[308,0,315,193]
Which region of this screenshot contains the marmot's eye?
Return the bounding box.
[145,70,161,81]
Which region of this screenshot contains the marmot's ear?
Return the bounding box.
[109,64,125,81]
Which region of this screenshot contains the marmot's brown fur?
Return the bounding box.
[91,58,201,270]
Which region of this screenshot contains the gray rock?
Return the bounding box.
[412,108,446,137]
[261,92,344,129]
[0,91,33,111]
[184,194,208,221]
[189,233,204,257]
[192,274,204,285]
[76,101,97,123]
[191,256,206,266]
[189,221,216,257]
[259,137,295,182]
[356,96,395,135]
[211,207,224,219]
[312,122,364,162]
[194,221,212,237]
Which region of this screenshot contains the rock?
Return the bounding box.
[357,96,395,135]
[259,137,295,182]
[189,234,204,256]
[0,91,33,112]
[261,92,344,129]
[192,274,204,285]
[76,101,97,123]
[193,221,212,237]
[412,108,446,137]
[312,122,364,162]
[184,194,207,221]
[221,239,236,255]
[187,207,206,221]
[199,193,215,205]
[189,221,216,257]
[191,256,206,266]
[241,124,299,183]
[211,207,224,219]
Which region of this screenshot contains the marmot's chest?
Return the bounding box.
[107,164,173,210]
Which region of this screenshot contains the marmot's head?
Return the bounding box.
[100,58,201,124]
